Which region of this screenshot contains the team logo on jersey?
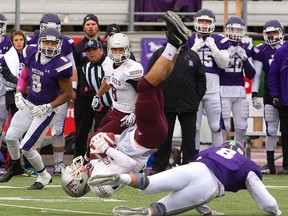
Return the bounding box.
[188,60,194,67]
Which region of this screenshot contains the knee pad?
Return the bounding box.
[210,122,221,133]
[133,173,150,189]
[150,202,166,216]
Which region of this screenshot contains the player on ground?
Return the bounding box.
[92,141,281,216]
[61,10,192,198]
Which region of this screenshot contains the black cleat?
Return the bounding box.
[163,10,192,48]
[0,160,24,183]
[27,173,52,190]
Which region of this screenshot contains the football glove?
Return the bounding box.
[91,96,100,111]
[191,36,204,52]
[31,103,52,118]
[204,36,219,54]
[236,46,248,61]
[272,98,281,109]
[120,113,136,127]
[252,97,262,109]
[90,135,110,155]
[15,92,28,110]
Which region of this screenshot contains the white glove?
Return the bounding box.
[90,134,109,155]
[120,113,136,127]
[236,46,247,61]
[252,97,262,109]
[15,92,28,110]
[191,36,204,52]
[31,103,52,118]
[91,96,100,111]
[228,46,236,57]
[204,36,219,54]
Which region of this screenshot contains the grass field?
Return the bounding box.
[0,173,287,216]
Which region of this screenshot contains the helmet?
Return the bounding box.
[225,16,245,42]
[221,140,244,155]
[263,20,284,45]
[0,13,7,36]
[38,27,62,58]
[40,12,61,32]
[107,33,131,64]
[61,156,90,197]
[194,9,216,33]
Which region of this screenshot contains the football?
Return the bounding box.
[89,132,116,159]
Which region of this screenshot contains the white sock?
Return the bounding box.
[161,43,177,61]
[120,174,132,185]
[54,152,64,164]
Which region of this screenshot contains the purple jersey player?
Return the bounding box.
[92,141,281,216]
[27,12,76,175]
[0,27,72,190]
[220,16,256,145]
[252,20,285,174]
[0,13,12,153]
[187,9,230,150]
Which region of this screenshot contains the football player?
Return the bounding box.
[90,32,143,135]
[220,16,256,145]
[187,9,230,151]
[0,13,12,157]
[27,12,77,175]
[252,20,285,174]
[0,27,73,189]
[60,10,192,198]
[91,141,281,216]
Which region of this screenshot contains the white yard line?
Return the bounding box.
[0,203,109,215]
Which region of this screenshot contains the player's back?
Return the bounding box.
[196,146,261,192]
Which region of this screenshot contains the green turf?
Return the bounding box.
[0,174,286,215]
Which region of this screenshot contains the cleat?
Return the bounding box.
[53,162,66,175]
[261,168,276,175]
[27,173,52,190]
[163,10,192,48]
[87,173,121,186]
[0,160,24,182]
[113,206,149,216]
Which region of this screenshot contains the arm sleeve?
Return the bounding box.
[213,49,230,69]
[243,58,256,80]
[106,147,137,171]
[252,60,263,93]
[245,171,281,215]
[16,67,29,92]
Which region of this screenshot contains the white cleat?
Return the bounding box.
[113,206,149,216]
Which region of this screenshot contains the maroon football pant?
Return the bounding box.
[134,78,168,149]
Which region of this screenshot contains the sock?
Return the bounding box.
[161,43,177,61]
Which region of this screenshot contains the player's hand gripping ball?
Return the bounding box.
[89,132,116,159]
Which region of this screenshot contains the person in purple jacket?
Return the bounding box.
[187,9,230,152]
[0,27,72,189]
[252,20,285,174]
[220,16,256,145]
[268,39,288,174]
[91,140,281,216]
[27,12,77,175]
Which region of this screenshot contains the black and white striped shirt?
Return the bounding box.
[82,61,112,108]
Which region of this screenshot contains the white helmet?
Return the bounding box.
[107,33,131,64]
[0,13,7,36]
[61,156,90,197]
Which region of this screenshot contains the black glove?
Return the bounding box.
[272,98,281,109]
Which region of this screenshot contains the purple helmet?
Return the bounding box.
[40,12,61,32]
[38,27,62,58]
[225,16,245,42]
[221,140,244,155]
[263,20,284,45]
[0,13,7,36]
[194,9,216,34]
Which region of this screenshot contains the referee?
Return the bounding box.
[74,38,112,158]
